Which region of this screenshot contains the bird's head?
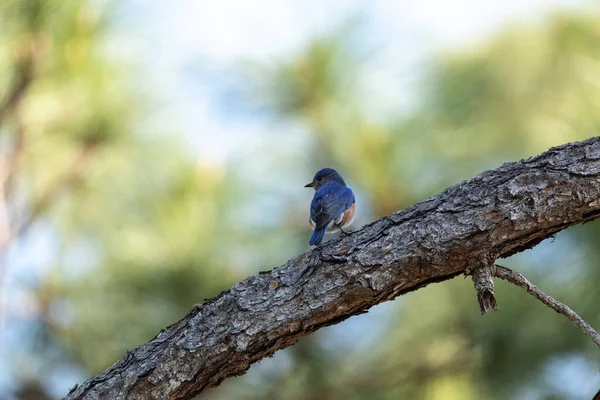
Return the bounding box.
[304,168,346,191]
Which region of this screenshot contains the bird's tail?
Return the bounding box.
[309,224,328,246]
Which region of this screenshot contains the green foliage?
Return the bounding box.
[1,0,240,382]
[3,3,600,400]
[426,14,600,164]
[210,11,600,400]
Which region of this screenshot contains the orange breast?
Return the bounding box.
[309,202,356,232]
[339,203,356,227]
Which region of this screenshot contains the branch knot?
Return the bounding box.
[467,256,498,314]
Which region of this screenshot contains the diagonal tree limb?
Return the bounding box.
[0,143,96,327]
[0,36,37,129]
[0,60,34,128]
[493,264,600,349]
[64,137,600,400]
[18,142,97,237]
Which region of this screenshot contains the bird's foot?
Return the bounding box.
[336,224,352,237]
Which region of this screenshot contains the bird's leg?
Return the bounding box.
[335,223,350,237]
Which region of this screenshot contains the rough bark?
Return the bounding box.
[64,137,600,400]
[470,263,498,314]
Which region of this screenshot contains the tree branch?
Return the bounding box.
[0,144,96,326]
[0,36,37,128]
[469,262,498,314]
[19,143,96,237]
[493,264,600,349]
[64,137,600,400]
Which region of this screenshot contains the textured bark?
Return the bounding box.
[64,137,600,400]
[470,264,498,314]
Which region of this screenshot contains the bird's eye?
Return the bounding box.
[317,177,322,181]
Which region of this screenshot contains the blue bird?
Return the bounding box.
[305,168,356,246]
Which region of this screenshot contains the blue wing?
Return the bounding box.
[310,183,355,230]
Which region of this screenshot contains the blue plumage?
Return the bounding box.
[309,224,328,246]
[305,168,356,246]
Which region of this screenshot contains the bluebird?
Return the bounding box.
[305,168,356,246]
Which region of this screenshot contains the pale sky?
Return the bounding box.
[123,0,589,163]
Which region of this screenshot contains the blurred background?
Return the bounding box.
[1,0,600,399]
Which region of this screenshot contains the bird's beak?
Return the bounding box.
[304,182,314,188]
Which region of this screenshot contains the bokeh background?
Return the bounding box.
[1,0,600,399]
